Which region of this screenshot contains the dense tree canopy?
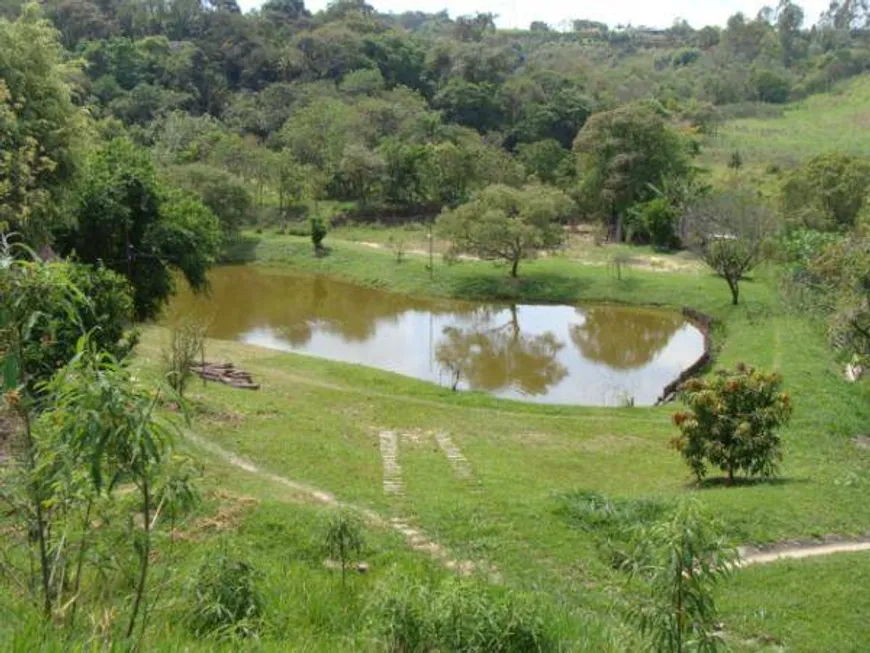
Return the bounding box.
[0,6,84,244]
[781,153,870,231]
[574,101,694,238]
[57,138,221,319]
[3,0,870,319]
[437,184,574,277]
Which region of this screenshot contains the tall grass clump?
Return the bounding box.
[188,552,263,640]
[557,490,670,568]
[371,576,556,652]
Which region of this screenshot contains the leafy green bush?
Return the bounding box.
[0,253,136,394]
[672,47,701,67]
[778,228,843,265]
[672,364,793,483]
[310,216,328,251]
[189,553,263,639]
[634,197,679,249]
[781,153,870,232]
[169,163,253,235]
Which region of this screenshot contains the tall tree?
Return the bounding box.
[437,183,574,277]
[573,101,694,241]
[0,5,85,244]
[683,190,775,305]
[57,138,221,320]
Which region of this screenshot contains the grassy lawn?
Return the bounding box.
[228,231,736,309]
[718,553,870,653]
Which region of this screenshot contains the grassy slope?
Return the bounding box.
[701,74,870,187]
[133,233,870,649]
[719,552,870,653]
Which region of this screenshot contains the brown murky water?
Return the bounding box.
[165,267,705,406]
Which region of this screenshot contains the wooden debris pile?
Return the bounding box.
[190,362,260,390]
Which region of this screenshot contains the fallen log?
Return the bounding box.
[190,362,260,390]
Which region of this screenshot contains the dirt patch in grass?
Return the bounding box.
[512,431,553,444]
[182,490,260,540]
[852,435,870,450]
[577,434,651,453]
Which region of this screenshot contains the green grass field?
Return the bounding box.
[81,232,867,650]
[702,74,870,185]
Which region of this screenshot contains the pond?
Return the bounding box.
[165,267,706,407]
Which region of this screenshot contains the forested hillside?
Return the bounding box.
[4,0,870,241]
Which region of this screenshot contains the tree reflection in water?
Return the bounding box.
[435,305,567,395]
[569,306,683,369]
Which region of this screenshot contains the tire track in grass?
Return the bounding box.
[184,428,485,576]
[379,429,403,495]
[434,431,472,479]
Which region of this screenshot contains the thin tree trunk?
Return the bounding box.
[510,258,519,277]
[67,498,93,633]
[127,470,150,639]
[675,561,684,653]
[727,277,740,305]
[21,407,52,619]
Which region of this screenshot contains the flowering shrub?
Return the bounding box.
[671,363,792,483]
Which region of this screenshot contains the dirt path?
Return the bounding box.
[183,428,485,576]
[184,430,868,576]
[354,240,701,272]
[738,538,870,567]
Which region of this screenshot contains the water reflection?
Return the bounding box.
[569,306,683,369]
[165,267,705,406]
[435,307,567,395]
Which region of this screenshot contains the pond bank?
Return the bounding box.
[226,233,775,319]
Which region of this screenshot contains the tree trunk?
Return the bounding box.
[727,277,740,305]
[727,465,735,485]
[127,469,150,639]
[510,257,519,277]
[19,406,52,619]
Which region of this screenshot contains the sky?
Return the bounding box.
[238,0,831,30]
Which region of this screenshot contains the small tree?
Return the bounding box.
[310,215,328,252]
[672,364,793,484]
[683,190,775,305]
[163,319,206,398]
[322,510,365,588]
[388,235,406,263]
[436,183,574,277]
[624,500,736,653]
[727,150,743,172]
